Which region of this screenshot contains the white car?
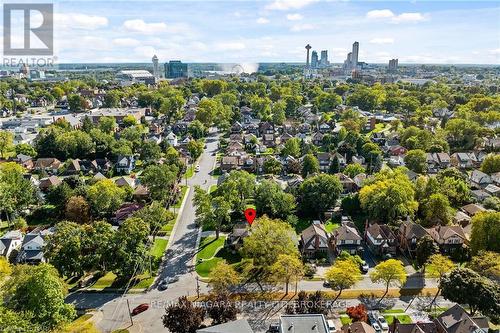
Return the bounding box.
[195,164,200,172]
[327,319,336,332]
[372,322,382,332]
[377,316,389,331]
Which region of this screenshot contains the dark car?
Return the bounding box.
[360,261,369,273]
[131,303,149,316]
[268,323,279,333]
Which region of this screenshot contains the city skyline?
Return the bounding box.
[0,0,499,64]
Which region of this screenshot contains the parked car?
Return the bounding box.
[195,164,200,172]
[327,319,336,332]
[131,303,149,316]
[378,316,389,330]
[372,322,382,333]
[323,280,331,287]
[268,323,279,333]
[360,261,369,273]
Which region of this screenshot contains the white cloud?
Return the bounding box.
[55,13,108,30]
[366,9,395,19]
[265,0,317,11]
[112,38,140,47]
[392,12,427,23]
[366,9,427,23]
[256,17,270,24]
[214,42,246,51]
[369,37,394,44]
[123,19,167,34]
[286,13,303,21]
[490,48,500,55]
[290,23,314,32]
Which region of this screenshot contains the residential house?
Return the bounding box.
[220,156,243,172]
[280,314,330,333]
[113,203,143,225]
[469,169,492,189]
[115,155,135,174]
[341,321,376,333]
[460,203,486,217]
[318,122,331,133]
[398,220,430,257]
[390,322,437,333]
[300,221,330,259]
[352,155,366,166]
[16,227,54,264]
[0,230,24,260]
[15,154,34,170]
[388,145,407,156]
[426,225,468,254]
[115,176,136,188]
[196,319,253,333]
[434,304,489,333]
[34,158,61,174]
[165,132,178,147]
[451,153,475,169]
[331,220,363,255]
[39,175,62,191]
[230,121,243,133]
[262,134,276,147]
[312,132,324,146]
[365,223,397,256]
[225,222,250,251]
[336,173,358,194]
[317,153,331,172]
[484,184,500,197]
[259,122,274,135]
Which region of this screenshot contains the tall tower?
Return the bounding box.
[152,55,160,79]
[305,44,312,67]
[351,42,359,69]
[320,50,329,67]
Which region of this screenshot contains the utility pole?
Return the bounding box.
[196,276,200,298]
[126,299,133,326]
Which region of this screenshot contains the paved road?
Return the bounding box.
[72,131,219,333]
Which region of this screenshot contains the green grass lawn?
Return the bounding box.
[91,272,118,289]
[150,238,168,259]
[173,186,188,208]
[384,315,412,324]
[184,165,195,179]
[340,316,352,325]
[381,309,405,314]
[197,236,225,260]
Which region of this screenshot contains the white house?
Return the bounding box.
[165,132,178,147]
[0,230,24,259]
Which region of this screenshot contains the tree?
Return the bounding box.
[193,187,232,239]
[15,143,37,157]
[440,268,499,323]
[298,174,342,218]
[470,211,500,253]
[216,170,255,213]
[255,180,296,219]
[2,264,76,329]
[68,94,87,112]
[112,217,150,280]
[370,259,407,301]
[98,116,117,134]
[281,138,301,158]
[270,254,304,294]
[0,163,35,221]
[45,221,85,277]
[325,258,361,301]
[122,114,137,127]
[86,179,126,217]
[468,251,500,282]
[263,157,282,175]
[481,154,500,174]
[187,139,204,161]
[315,92,342,113]
[0,306,42,333]
[205,293,238,325]
[301,153,319,177]
[272,100,286,125]
[426,254,455,306]
[0,257,11,282]
[188,120,206,139]
[346,304,368,322]
[0,130,14,158]
[162,296,205,333]
[141,164,179,204]
[140,141,162,163]
[241,216,298,282]
[55,130,95,159]
[343,163,366,178]
[422,193,454,227]
[46,181,74,214]
[415,235,439,268]
[359,169,417,223]
[208,261,240,294]
[65,195,91,224]
[404,149,427,173]
[134,201,174,239]
[103,90,120,108]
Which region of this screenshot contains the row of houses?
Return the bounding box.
[0,227,54,264]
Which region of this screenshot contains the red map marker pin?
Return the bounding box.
[244,208,256,225]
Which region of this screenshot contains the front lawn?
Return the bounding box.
[151,238,168,259]
[384,314,412,324]
[197,236,225,260]
[340,316,352,325]
[173,186,188,208]
[91,272,118,289]
[184,165,194,179]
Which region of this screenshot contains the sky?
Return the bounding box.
[1,0,500,64]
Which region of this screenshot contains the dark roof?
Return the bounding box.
[435,304,489,333]
[197,319,253,333]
